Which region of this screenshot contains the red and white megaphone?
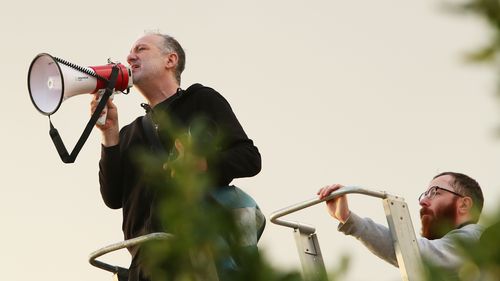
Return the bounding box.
[27,53,132,124]
[27,53,133,163]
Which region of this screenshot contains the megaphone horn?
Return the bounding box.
[27,53,132,116]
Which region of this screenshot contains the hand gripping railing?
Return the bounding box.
[270,186,386,234]
[270,186,422,281]
[89,232,173,280]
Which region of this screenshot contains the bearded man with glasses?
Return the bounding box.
[418,172,483,241]
[317,172,484,273]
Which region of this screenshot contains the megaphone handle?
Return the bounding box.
[96,90,115,126]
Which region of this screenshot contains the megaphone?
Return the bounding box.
[27,53,133,163]
[27,53,132,116]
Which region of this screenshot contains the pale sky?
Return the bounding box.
[2,1,500,281]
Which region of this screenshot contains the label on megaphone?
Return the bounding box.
[59,63,99,100]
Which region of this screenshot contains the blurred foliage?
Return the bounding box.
[446,0,500,133]
[131,110,499,281]
[421,221,500,280]
[121,3,500,279]
[446,0,500,126]
[447,0,500,63]
[425,1,500,279]
[131,111,348,281]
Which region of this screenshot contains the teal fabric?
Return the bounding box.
[210,185,260,209]
[209,185,265,281]
[209,185,266,241]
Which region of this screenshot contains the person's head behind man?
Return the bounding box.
[419,172,484,240]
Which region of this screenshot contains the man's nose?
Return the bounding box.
[419,197,430,207]
[127,52,137,65]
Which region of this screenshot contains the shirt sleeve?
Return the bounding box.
[338,213,483,271]
[338,212,399,266]
[98,144,124,209]
[196,89,262,185]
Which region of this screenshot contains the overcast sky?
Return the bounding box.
[1,1,500,281]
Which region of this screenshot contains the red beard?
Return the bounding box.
[420,197,458,240]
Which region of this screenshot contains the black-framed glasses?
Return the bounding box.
[418,186,464,202]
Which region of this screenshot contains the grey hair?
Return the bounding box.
[147,32,186,84]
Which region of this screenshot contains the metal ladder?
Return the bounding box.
[88,232,220,281]
[89,232,173,281]
[270,186,423,281]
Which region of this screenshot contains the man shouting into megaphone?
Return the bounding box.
[90,33,262,281]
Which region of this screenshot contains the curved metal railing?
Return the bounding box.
[89,232,173,274]
[269,186,387,234]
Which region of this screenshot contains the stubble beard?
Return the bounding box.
[132,59,165,88]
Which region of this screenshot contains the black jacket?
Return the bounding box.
[98,83,261,240]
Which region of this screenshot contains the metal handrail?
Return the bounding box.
[269,186,387,234]
[89,232,173,274]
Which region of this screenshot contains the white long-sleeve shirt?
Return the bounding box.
[338,212,484,271]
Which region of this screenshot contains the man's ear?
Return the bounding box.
[165,52,178,69]
[458,197,473,215]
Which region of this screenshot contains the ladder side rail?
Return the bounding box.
[383,195,423,281]
[293,228,328,281]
